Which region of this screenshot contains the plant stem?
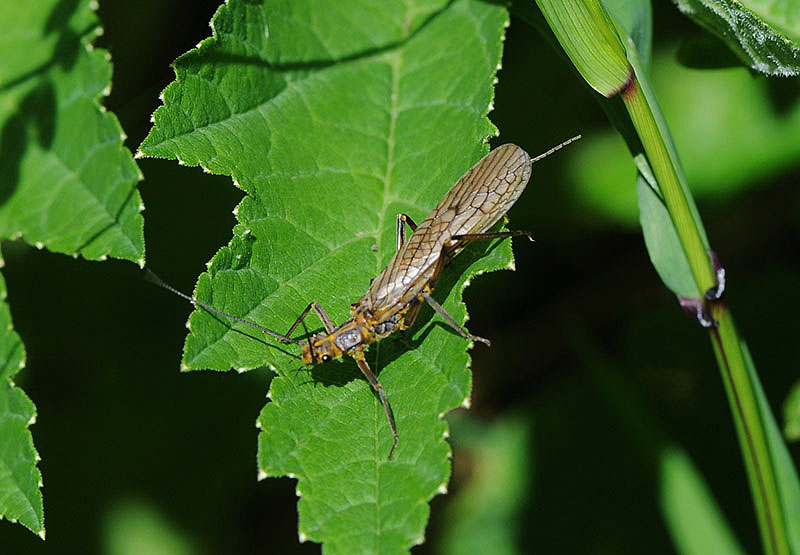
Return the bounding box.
[709,303,789,555]
[624,75,788,555]
[621,80,715,293]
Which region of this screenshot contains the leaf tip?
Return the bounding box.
[461,396,471,409]
[437,483,448,494]
[257,469,267,481]
[298,532,308,543]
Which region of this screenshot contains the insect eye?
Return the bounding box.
[321,354,331,362]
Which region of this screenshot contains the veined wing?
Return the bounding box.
[364,144,532,316]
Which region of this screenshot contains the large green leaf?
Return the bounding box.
[139,0,512,551]
[0,0,144,536]
[0,2,144,261]
[671,0,800,76]
[0,268,42,536]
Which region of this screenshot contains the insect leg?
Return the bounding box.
[352,349,399,460]
[420,289,491,346]
[396,213,418,251]
[285,301,337,336]
[414,229,525,344]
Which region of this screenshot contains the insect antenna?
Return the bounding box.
[144,269,304,345]
[530,134,581,164]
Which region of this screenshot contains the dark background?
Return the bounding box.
[1,1,798,553]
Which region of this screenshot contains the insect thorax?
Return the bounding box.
[333,323,363,352]
[351,300,402,339]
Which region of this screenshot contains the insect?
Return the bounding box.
[149,136,580,460]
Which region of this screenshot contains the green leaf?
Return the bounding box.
[740,343,800,553]
[671,0,800,76]
[140,0,511,551]
[0,268,42,536]
[602,0,653,66]
[637,175,697,298]
[535,0,632,96]
[785,380,800,442]
[0,0,144,536]
[0,1,144,262]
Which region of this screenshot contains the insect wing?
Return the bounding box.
[365,144,532,314]
[426,143,531,239]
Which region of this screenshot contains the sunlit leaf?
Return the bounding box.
[140,0,513,551]
[0,0,143,537]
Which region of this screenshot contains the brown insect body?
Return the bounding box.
[302,144,532,366]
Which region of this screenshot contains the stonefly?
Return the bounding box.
[149,136,580,460]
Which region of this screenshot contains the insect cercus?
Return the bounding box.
[149,136,580,460]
